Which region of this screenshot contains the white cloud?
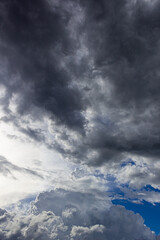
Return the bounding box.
[70,225,105,240]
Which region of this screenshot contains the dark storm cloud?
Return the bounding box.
[0,0,85,131]
[1,0,160,166]
[59,0,160,165]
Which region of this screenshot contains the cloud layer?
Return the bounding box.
[0,0,160,237]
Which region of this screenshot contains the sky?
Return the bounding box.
[0,0,160,239]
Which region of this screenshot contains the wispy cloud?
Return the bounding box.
[0,155,43,179]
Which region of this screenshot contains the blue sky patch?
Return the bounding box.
[112,199,160,235]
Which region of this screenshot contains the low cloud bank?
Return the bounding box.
[0,189,156,240]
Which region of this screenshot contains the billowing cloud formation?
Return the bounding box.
[0,189,156,240]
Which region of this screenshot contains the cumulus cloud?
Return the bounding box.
[70,225,105,240]
[0,189,156,240]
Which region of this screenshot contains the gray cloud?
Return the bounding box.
[78,0,160,163]
[0,0,160,170]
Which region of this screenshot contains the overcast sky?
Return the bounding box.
[0,0,160,239]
